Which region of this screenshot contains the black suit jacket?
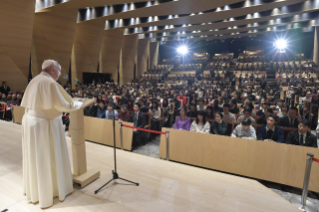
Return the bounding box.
[286,131,318,147]
[278,116,299,128]
[84,105,98,117]
[257,125,284,143]
[129,112,146,129]
[0,86,10,96]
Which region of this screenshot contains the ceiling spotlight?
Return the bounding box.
[177,46,188,55]
[275,39,287,49]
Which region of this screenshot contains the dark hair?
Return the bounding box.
[277,99,284,103]
[264,101,271,106]
[152,101,159,110]
[198,98,204,103]
[299,119,310,128]
[281,104,288,109]
[99,100,106,105]
[162,98,168,107]
[180,106,188,115]
[2,81,6,84]
[196,110,206,124]
[231,99,237,105]
[241,117,251,126]
[215,111,223,119]
[223,103,230,108]
[107,103,114,109]
[243,108,251,114]
[134,102,141,108]
[266,108,273,114]
[289,107,298,113]
[267,113,278,122]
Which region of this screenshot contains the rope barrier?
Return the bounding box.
[121,124,166,135]
[312,157,319,163]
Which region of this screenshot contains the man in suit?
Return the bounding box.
[84,95,98,117]
[286,119,318,147]
[129,103,146,149]
[257,113,284,143]
[278,107,299,128]
[0,81,10,96]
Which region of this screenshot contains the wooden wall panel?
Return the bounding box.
[150,42,159,68]
[32,10,78,86]
[100,29,124,83]
[71,21,105,88]
[159,128,319,193]
[314,26,319,66]
[137,39,150,78]
[120,34,138,84]
[0,0,36,92]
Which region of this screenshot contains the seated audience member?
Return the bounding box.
[240,102,256,116]
[162,98,171,127]
[149,101,162,138]
[127,100,134,112]
[187,102,198,118]
[276,104,288,118]
[257,108,273,125]
[16,94,22,106]
[206,106,215,120]
[96,100,107,118]
[274,99,284,111]
[231,118,256,139]
[105,104,118,120]
[140,101,150,113]
[197,99,206,112]
[286,119,318,147]
[118,106,130,122]
[229,99,239,114]
[190,111,210,133]
[222,103,236,122]
[0,93,7,102]
[213,99,223,113]
[210,112,228,135]
[177,91,187,106]
[129,103,146,148]
[237,108,256,124]
[257,101,270,116]
[257,114,284,143]
[173,106,191,131]
[172,94,181,116]
[278,107,299,128]
[84,99,98,117]
[255,97,266,110]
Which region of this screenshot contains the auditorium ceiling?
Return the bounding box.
[36,0,319,43]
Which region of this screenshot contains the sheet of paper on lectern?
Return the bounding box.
[73,98,88,109]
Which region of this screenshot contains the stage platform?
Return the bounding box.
[0,121,300,212]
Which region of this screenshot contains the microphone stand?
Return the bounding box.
[95,107,139,194]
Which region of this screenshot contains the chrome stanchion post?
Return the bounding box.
[119,122,123,150]
[166,131,169,161]
[290,153,317,212]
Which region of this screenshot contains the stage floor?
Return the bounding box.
[0,120,300,212]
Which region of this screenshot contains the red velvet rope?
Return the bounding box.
[121,124,166,135]
[312,157,319,163]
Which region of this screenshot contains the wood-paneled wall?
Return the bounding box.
[314,26,319,66]
[32,10,78,86]
[159,128,319,193]
[150,42,159,68]
[0,0,36,92]
[71,21,105,88]
[137,39,150,78]
[120,34,138,84]
[100,29,125,83]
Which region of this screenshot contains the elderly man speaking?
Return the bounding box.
[21,60,75,208]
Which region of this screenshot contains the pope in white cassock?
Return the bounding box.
[21,60,75,208]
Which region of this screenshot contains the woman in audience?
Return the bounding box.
[187,103,198,118]
[96,100,107,119]
[210,112,228,135]
[0,93,7,102]
[276,104,288,118]
[197,99,206,112]
[162,98,171,127]
[206,106,215,120]
[173,106,191,131]
[239,102,255,115]
[149,101,162,138]
[231,118,256,139]
[213,99,223,113]
[190,111,210,133]
[127,100,134,112]
[118,106,130,122]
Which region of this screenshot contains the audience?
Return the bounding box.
[190,111,210,133]
[210,112,228,135]
[222,103,236,122]
[105,104,118,120]
[286,119,318,147]
[96,101,107,118]
[257,114,284,143]
[237,108,256,124]
[278,107,299,128]
[118,106,130,122]
[231,118,256,139]
[173,107,191,131]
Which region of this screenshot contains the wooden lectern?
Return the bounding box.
[68,98,100,187]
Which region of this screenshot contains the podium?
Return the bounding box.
[68,98,100,187]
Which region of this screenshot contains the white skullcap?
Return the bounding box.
[42,59,57,70]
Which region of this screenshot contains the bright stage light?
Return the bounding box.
[275,39,287,49]
[177,46,188,55]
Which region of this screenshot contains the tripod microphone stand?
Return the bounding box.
[95,108,139,194]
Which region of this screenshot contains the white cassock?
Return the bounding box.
[21,72,75,208]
